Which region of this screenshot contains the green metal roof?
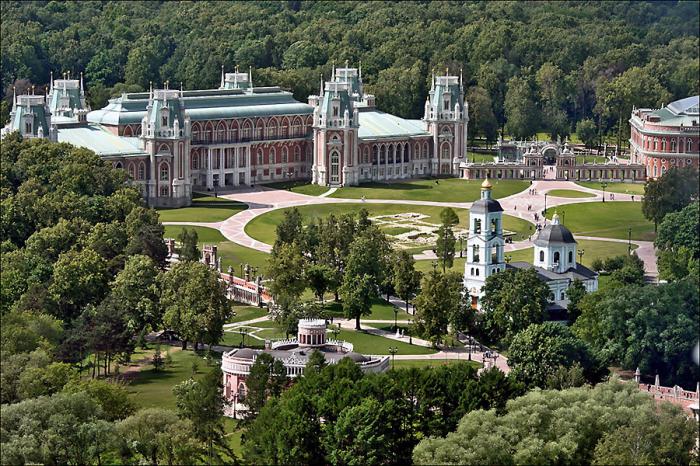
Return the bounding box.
[57,125,146,157]
[87,89,312,126]
[10,96,49,136]
[357,111,430,140]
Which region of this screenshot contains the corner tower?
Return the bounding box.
[464,178,505,309]
[309,66,360,186]
[140,83,192,207]
[423,69,468,176]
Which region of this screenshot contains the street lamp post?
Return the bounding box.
[544,192,548,215]
[578,248,585,264]
[388,346,398,370]
[601,181,608,203]
[628,227,632,255]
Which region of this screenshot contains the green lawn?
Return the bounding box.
[222,417,244,459]
[329,178,529,202]
[392,359,481,370]
[575,156,609,164]
[125,347,219,410]
[323,299,413,321]
[163,226,270,274]
[545,202,654,241]
[508,239,638,269]
[157,200,247,222]
[229,305,268,324]
[546,189,596,198]
[334,329,437,355]
[466,152,496,163]
[245,203,470,245]
[381,226,414,236]
[575,181,645,195]
[263,180,330,196]
[415,257,466,274]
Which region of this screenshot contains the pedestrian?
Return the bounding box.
[514,205,517,211]
[631,195,635,202]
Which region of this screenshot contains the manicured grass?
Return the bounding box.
[546,189,596,198]
[323,299,413,321]
[126,347,219,410]
[229,305,268,324]
[263,180,330,196]
[157,201,247,222]
[392,359,481,370]
[220,331,264,348]
[163,226,270,274]
[545,202,654,241]
[192,193,239,203]
[245,203,469,245]
[366,323,411,332]
[222,417,244,459]
[381,226,414,236]
[415,257,466,274]
[575,181,645,195]
[575,156,609,164]
[334,329,437,355]
[329,178,529,202]
[507,239,638,269]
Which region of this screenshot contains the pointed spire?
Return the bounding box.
[459,67,463,91]
[32,85,35,95]
[180,82,183,97]
[320,73,324,97]
[67,71,71,80]
[445,67,449,77]
[220,65,225,88]
[149,81,153,99]
[12,86,16,111]
[430,69,435,91]
[345,59,349,70]
[332,60,335,81]
[80,72,84,95]
[49,71,54,93]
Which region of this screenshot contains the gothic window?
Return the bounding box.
[380,146,386,164]
[443,99,449,111]
[372,146,378,164]
[268,120,277,139]
[661,139,666,151]
[192,123,201,142]
[333,105,339,117]
[229,121,238,142]
[138,162,146,180]
[161,114,168,127]
[25,121,31,134]
[123,126,133,137]
[257,149,263,165]
[330,150,340,183]
[441,142,451,159]
[270,147,277,164]
[192,152,199,169]
[294,146,301,162]
[688,139,693,152]
[217,122,226,141]
[241,121,252,141]
[128,163,135,179]
[404,144,409,163]
[160,185,169,196]
[114,161,123,169]
[539,250,545,262]
[159,163,169,181]
[282,147,288,163]
[568,251,573,263]
[423,142,429,158]
[239,148,247,167]
[280,118,289,138]
[255,121,264,140]
[363,147,369,164]
[553,251,560,264]
[671,139,676,152]
[653,139,658,150]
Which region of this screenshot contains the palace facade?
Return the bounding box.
[629,95,699,178]
[2,65,468,207]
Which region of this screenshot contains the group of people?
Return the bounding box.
[528,188,538,195]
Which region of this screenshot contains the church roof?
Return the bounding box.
[533,221,576,246]
[507,262,597,282]
[667,95,699,116]
[470,197,504,215]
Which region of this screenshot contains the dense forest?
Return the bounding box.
[1,1,698,144]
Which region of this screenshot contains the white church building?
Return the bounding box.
[464,179,598,313]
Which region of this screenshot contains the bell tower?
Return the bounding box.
[463,178,505,309]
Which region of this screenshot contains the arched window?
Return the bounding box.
[687,139,693,152]
[255,120,265,140]
[217,122,226,142]
[560,291,566,300]
[441,142,451,159]
[661,139,666,151]
[553,251,560,264]
[363,147,369,164]
[330,150,340,183]
[653,139,658,151]
[128,163,135,179]
[159,162,169,181]
[372,146,379,164]
[114,161,123,169]
[123,126,133,137]
[539,250,545,262]
[280,118,289,138]
[229,121,238,142]
[294,146,301,162]
[257,149,264,165]
[270,147,277,164]
[671,139,676,152]
[192,122,201,142]
[205,122,213,143]
[138,162,146,180]
[568,251,573,264]
[281,146,288,163]
[241,120,252,141]
[476,269,479,276]
[159,185,169,196]
[192,150,199,169]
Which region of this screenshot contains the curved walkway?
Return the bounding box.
[164,180,656,276]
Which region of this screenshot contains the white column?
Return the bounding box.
[206,148,213,189]
[245,145,251,185]
[220,148,226,187]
